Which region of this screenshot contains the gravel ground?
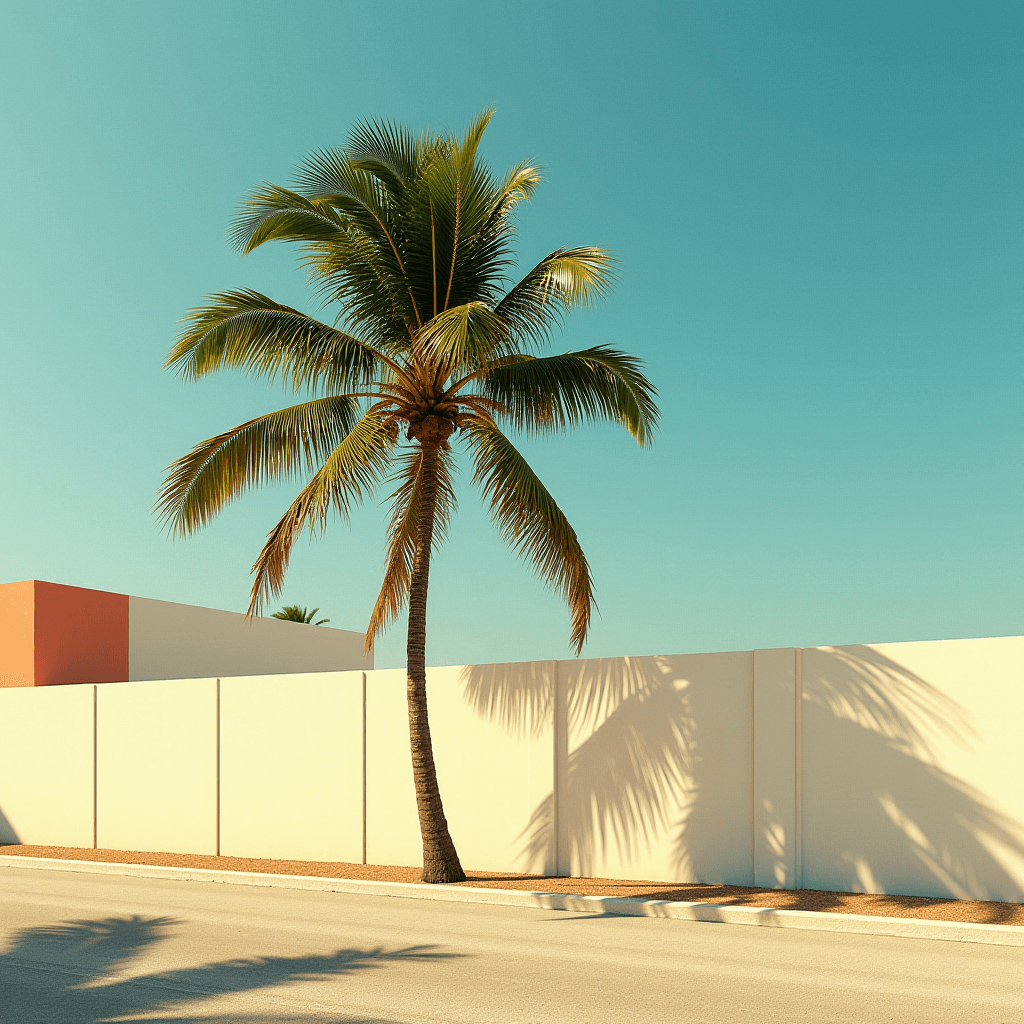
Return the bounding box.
[3,844,1021,925]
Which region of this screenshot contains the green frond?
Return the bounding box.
[292,151,427,340]
[293,149,411,253]
[167,290,380,392]
[230,184,348,254]
[462,420,594,654]
[478,345,659,446]
[419,301,513,375]
[248,411,395,616]
[495,248,618,348]
[286,109,527,349]
[456,108,495,174]
[364,447,457,653]
[415,109,514,314]
[157,396,362,537]
[345,117,423,194]
[272,605,330,625]
[480,160,542,232]
[497,160,541,207]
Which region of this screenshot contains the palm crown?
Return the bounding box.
[271,605,330,625]
[158,110,658,882]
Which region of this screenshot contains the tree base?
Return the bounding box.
[420,854,467,884]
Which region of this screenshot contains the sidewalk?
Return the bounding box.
[3,843,1022,926]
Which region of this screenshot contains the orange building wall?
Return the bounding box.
[0,580,35,687]
[33,581,129,686]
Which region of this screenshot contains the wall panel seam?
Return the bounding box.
[750,650,755,886]
[366,671,370,864]
[551,660,558,877]
[93,684,98,849]
[794,648,803,890]
[215,678,221,857]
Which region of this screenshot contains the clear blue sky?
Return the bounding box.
[1,1,1021,669]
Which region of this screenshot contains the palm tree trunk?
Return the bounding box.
[407,439,466,884]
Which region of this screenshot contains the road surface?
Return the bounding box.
[1,864,1021,1022]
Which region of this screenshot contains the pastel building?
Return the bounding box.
[0,580,372,687]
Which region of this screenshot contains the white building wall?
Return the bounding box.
[553,653,754,884]
[220,671,364,862]
[2,635,1023,904]
[0,684,95,846]
[96,677,218,855]
[800,638,1024,902]
[365,662,556,873]
[753,648,798,888]
[127,596,372,681]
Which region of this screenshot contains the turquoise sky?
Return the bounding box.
[2,1,1021,669]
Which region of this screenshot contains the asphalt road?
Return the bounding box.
[1,864,1022,1023]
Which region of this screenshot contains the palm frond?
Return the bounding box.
[166,290,380,392]
[416,109,516,315]
[272,604,330,625]
[496,160,542,208]
[418,301,513,376]
[478,345,659,446]
[495,248,618,348]
[478,160,542,235]
[157,395,362,537]
[345,117,423,195]
[456,108,494,174]
[462,419,594,653]
[248,411,395,616]
[230,184,349,254]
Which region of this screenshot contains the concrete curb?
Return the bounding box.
[3,854,1022,947]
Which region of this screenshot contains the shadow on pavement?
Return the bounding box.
[1,913,464,1023]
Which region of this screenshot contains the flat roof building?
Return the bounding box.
[0,580,372,687]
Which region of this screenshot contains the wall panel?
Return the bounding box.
[801,639,1024,902]
[0,684,94,846]
[364,669,418,867]
[557,653,754,884]
[753,648,797,888]
[0,635,1021,903]
[96,678,217,854]
[365,662,556,873]
[220,672,364,862]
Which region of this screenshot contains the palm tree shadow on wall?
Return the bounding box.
[798,645,1024,903]
[0,804,19,844]
[0,913,462,1023]
[462,655,734,880]
[461,648,1024,902]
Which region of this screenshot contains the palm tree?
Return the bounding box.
[272,605,330,625]
[157,110,658,883]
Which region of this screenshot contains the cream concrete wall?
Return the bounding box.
[128,597,372,682]
[366,662,556,872]
[96,678,218,854]
[801,638,1024,903]
[219,671,364,862]
[0,684,94,846]
[3,634,1024,903]
[364,669,419,867]
[753,648,797,888]
[553,654,754,884]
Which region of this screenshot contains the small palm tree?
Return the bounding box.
[272,605,330,625]
[158,111,658,883]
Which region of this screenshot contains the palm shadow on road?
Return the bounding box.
[1,913,464,1023]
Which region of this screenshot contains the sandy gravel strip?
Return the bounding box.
[3,854,1023,948]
